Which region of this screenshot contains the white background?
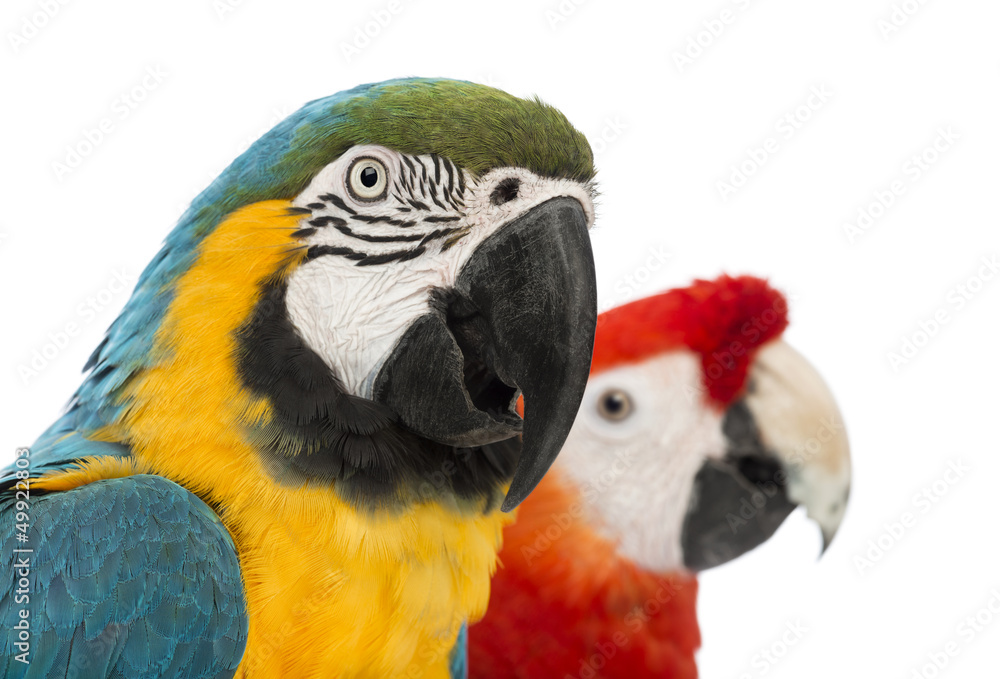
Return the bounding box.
[2,1,999,677]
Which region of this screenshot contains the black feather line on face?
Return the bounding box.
[334,224,427,243]
[234,278,519,510]
[319,193,357,215]
[442,160,459,210]
[431,154,441,185]
[419,228,460,246]
[309,216,348,227]
[350,214,417,228]
[429,193,447,211]
[356,246,425,266]
[306,245,368,261]
[395,171,410,197]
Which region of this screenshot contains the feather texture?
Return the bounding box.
[0,468,247,679]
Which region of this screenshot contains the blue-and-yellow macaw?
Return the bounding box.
[1,78,598,678]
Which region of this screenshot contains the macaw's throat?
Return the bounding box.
[234,276,519,510]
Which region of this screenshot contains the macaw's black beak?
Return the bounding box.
[680,401,797,572]
[372,197,598,512]
[681,340,852,571]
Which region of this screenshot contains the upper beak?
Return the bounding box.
[681,340,851,571]
[372,197,598,512]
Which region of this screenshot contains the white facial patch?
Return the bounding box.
[554,350,727,573]
[283,145,595,397]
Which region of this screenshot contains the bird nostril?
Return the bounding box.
[490,177,521,205]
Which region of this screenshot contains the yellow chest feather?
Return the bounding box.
[227,491,508,679]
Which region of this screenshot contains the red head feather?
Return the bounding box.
[592,274,789,406]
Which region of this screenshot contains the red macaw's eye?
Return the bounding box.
[597,388,632,421]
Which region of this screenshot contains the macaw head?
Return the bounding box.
[80,78,598,512]
[553,274,850,571]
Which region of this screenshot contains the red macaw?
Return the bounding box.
[468,274,851,678]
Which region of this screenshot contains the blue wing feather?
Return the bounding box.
[1,470,248,678]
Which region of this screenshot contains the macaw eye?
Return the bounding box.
[347,157,388,202]
[597,389,632,422]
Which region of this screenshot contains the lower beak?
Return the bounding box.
[681,402,798,571]
[681,340,852,571]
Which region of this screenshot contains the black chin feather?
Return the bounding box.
[234,277,518,510]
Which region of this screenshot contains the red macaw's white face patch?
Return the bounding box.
[283,144,596,398]
[556,350,728,573]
